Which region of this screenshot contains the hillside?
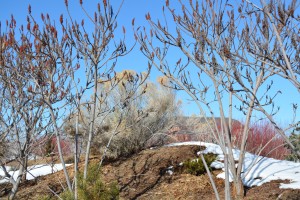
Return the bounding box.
[1,144,300,200]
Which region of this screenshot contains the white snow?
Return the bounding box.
[166,166,174,175]
[166,170,174,175]
[0,164,72,184]
[167,141,300,189]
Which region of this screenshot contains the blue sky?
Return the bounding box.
[1,0,299,125]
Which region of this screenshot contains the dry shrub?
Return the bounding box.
[63,71,181,159]
[95,83,181,158]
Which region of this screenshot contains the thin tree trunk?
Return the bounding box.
[74,102,80,200]
[212,80,238,198]
[224,153,231,200]
[234,70,264,199]
[21,156,28,182]
[200,153,220,200]
[84,66,98,179]
[74,104,80,200]
[225,82,233,200]
[48,106,73,192]
[9,163,24,200]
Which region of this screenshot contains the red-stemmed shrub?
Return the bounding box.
[32,135,72,157]
[231,120,290,160]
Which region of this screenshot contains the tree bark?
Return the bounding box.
[48,106,73,192]
[84,66,98,179]
[9,164,24,200]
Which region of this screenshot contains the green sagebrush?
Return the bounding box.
[286,132,300,162]
[60,164,119,200]
[183,153,217,176]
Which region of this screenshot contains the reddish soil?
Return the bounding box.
[1,145,300,200]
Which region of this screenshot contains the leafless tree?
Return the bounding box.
[0,6,78,198]
[0,18,51,199]
[240,0,300,155]
[245,0,300,88]
[1,0,142,198]
[64,0,134,182]
[134,0,298,199]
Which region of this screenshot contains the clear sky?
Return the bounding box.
[1,0,299,125]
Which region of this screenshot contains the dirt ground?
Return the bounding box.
[1,145,300,200]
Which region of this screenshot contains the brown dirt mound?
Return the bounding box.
[103,145,206,199]
[137,173,217,200]
[1,145,300,200]
[244,180,300,200]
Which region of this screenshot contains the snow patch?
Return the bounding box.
[166,166,174,175]
[167,141,300,189]
[0,164,72,184]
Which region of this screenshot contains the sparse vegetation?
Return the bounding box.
[286,131,300,162]
[183,154,217,176]
[60,164,119,200]
[64,156,75,164]
[37,195,51,200]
